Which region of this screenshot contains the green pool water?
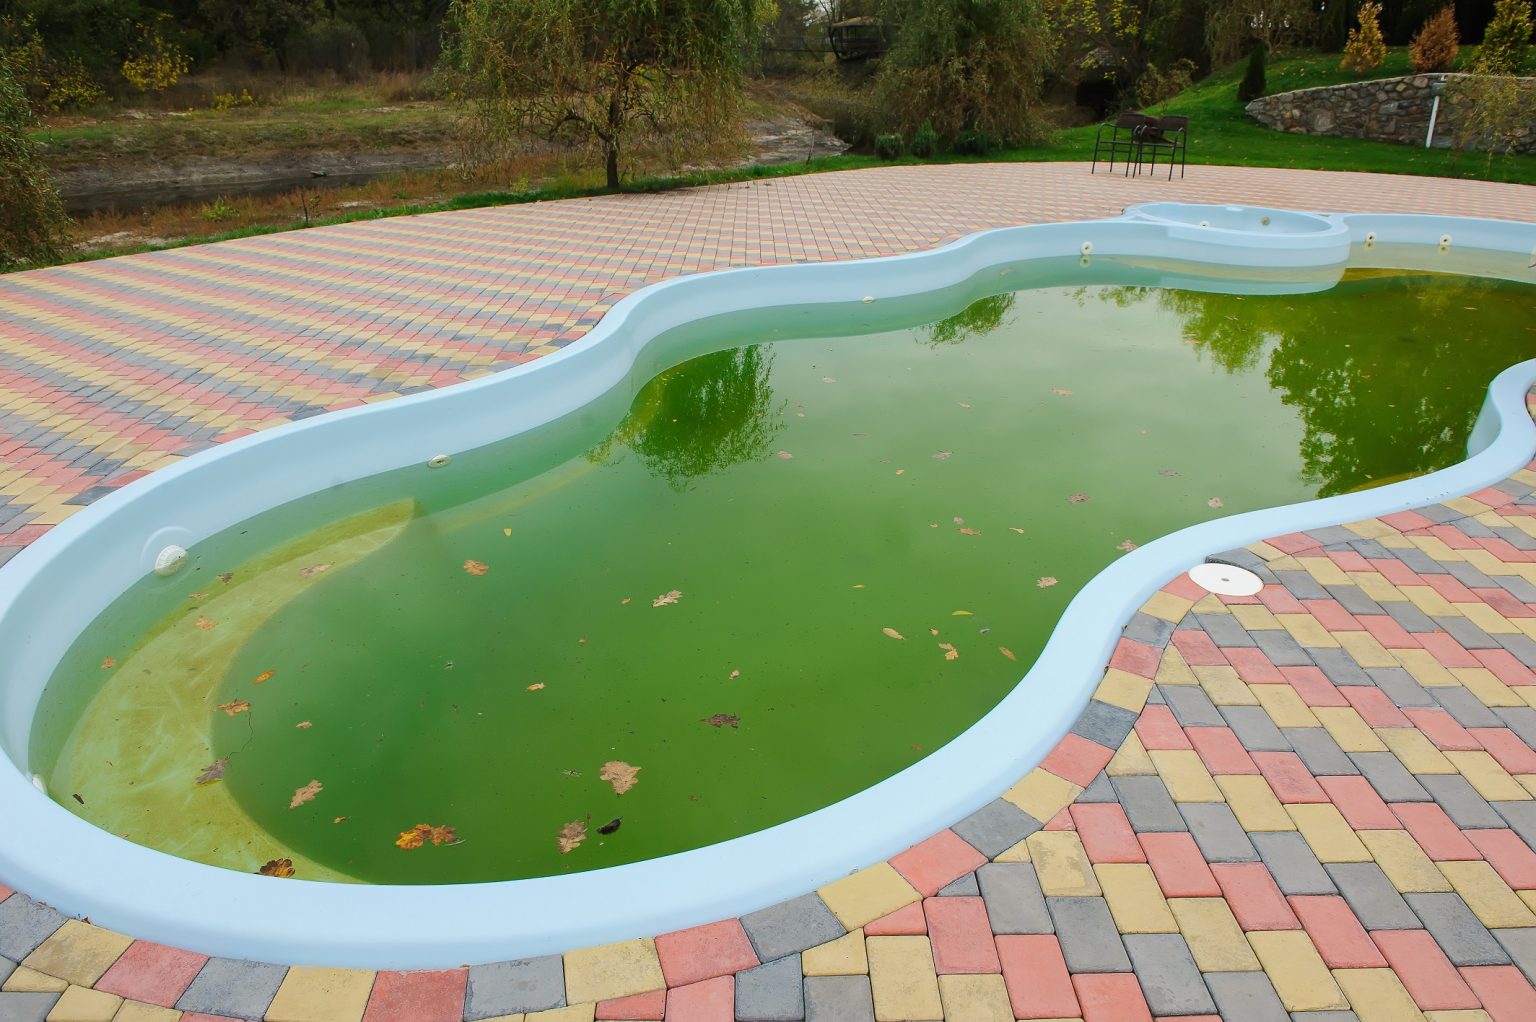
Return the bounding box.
[33,258,1536,884]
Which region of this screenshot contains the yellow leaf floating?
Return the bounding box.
[1208,497,1224,509]
[601,760,641,795]
[557,819,588,854]
[1009,527,1026,535]
[258,858,295,878]
[503,528,512,536]
[1036,577,1058,589]
[959,528,982,536]
[295,721,312,729]
[728,669,740,680]
[939,642,959,661]
[776,450,793,460]
[396,822,457,850]
[252,670,274,685]
[195,616,217,630]
[652,590,682,608]
[298,563,331,577]
[1000,647,1017,661]
[951,610,973,617]
[1117,540,1138,552]
[289,779,322,809]
[395,828,425,850]
[527,682,545,691]
[882,627,905,640]
[217,699,250,716]
[100,657,116,669]
[464,559,489,576]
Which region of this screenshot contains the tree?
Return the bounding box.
[1205,0,1313,67]
[442,0,767,189]
[0,60,72,271]
[874,0,1052,148]
[1237,38,1265,100]
[1476,0,1532,74]
[1340,0,1385,72]
[1409,5,1459,72]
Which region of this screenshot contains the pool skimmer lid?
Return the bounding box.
[1188,561,1264,597]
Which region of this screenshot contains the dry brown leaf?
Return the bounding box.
[299,563,332,577]
[527,682,545,691]
[289,779,322,809]
[1036,577,1058,588]
[1009,527,1026,534]
[295,720,312,729]
[189,592,209,600]
[252,670,274,685]
[959,528,981,536]
[195,616,217,630]
[557,819,588,854]
[1068,493,1089,504]
[1000,647,1017,661]
[776,450,793,460]
[258,858,295,878]
[100,657,116,669]
[217,699,250,716]
[217,571,233,584]
[1052,388,1073,396]
[601,760,641,795]
[396,828,426,850]
[959,402,971,408]
[195,758,227,785]
[932,451,952,460]
[929,628,939,636]
[1117,540,1138,552]
[333,816,349,824]
[621,597,631,605]
[703,713,740,728]
[939,642,959,661]
[895,469,905,475]
[1207,497,1224,509]
[882,627,905,640]
[728,669,740,680]
[464,559,489,576]
[652,590,682,608]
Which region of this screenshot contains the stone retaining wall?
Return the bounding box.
[1244,73,1536,154]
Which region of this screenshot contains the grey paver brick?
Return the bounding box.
[1495,927,1536,986]
[1047,897,1130,973]
[951,799,1042,859]
[175,958,289,1020]
[1207,548,1275,576]
[1444,565,1500,590]
[1204,971,1290,1022]
[1163,686,1226,727]
[1433,616,1502,649]
[742,894,847,963]
[1252,630,1314,666]
[465,957,565,1019]
[1252,832,1337,895]
[1495,801,1536,848]
[1432,687,1504,728]
[977,863,1052,935]
[1181,803,1258,862]
[1284,728,1359,776]
[1196,614,1257,648]
[737,953,804,1021]
[1276,570,1331,601]
[1497,633,1536,667]
[1495,577,1536,602]
[1417,504,1465,525]
[1396,547,1450,574]
[1220,705,1292,752]
[1291,1013,1360,1022]
[937,873,979,897]
[1124,933,1215,1016]
[0,958,12,987]
[804,975,874,1022]
[1077,773,1118,803]
[1420,774,1504,829]
[0,992,59,1022]
[1309,647,1374,685]
[1348,539,1393,559]
[1326,863,1420,931]
[1322,587,1384,619]
[1367,668,1435,707]
[1350,752,1432,803]
[1111,775,1188,833]
[1070,699,1138,750]
[1495,708,1536,749]
[0,899,66,963]
[1306,526,1361,547]
[1381,601,1440,633]
[1124,612,1177,647]
[1406,893,1509,966]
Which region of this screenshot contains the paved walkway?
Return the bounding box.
[0,163,1535,1021]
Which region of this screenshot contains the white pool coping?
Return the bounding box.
[0,205,1532,968]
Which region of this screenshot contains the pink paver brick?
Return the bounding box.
[1111,638,1163,679]
[1072,804,1146,863]
[1257,584,1307,613]
[1171,630,1226,666]
[865,901,927,936]
[1300,599,1364,631]
[1134,705,1192,751]
[1224,646,1286,684]
[179,1015,246,1022]
[1468,728,1536,775]
[1317,776,1403,830]
[1425,573,1482,603]
[1428,525,1482,551]
[94,941,209,1007]
[1392,803,1484,860]
[665,975,734,1022]
[1250,751,1329,803]
[1041,733,1117,787]
[1162,575,1207,601]
[1380,510,1435,531]
[924,897,1002,974]
[1288,896,1386,968]
[361,970,467,1022]
[1470,487,1514,508]
[1325,550,1373,572]
[1461,966,1536,1022]
[1278,666,1349,707]
[1417,632,1481,668]
[997,935,1079,1020]
[1472,588,1536,619]
[1210,863,1301,931]
[1403,708,1483,751]
[1139,832,1221,898]
[1373,930,1481,1011]
[596,989,668,1020]
[654,918,759,987]
[1466,829,1536,889]
[0,883,11,901]
[1072,973,1153,1022]
[1185,727,1259,774]
[890,829,989,897]
[1371,558,1425,586]
[1044,807,1076,831]
[1359,615,1421,649]
[1472,649,1536,685]
[1341,687,1412,728]
[1267,533,1321,555]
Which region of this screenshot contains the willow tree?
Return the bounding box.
[442,0,769,188]
[0,61,71,272]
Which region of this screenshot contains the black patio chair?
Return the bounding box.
[1133,115,1189,180]
[1090,111,1148,176]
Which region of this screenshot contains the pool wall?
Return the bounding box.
[0,205,1532,968]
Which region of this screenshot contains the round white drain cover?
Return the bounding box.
[1188,561,1263,597]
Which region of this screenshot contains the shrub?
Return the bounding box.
[1341,1,1387,73]
[1136,58,1196,111]
[1476,0,1533,74]
[874,132,904,160]
[910,119,938,158]
[287,19,372,80]
[1237,41,1267,103]
[211,89,254,111]
[950,128,995,155]
[121,23,190,93]
[200,196,238,222]
[0,60,72,271]
[1411,6,1461,72]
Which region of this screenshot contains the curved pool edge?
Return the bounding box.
[0,205,1533,968]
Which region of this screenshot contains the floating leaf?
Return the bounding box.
[953,516,965,525]
[1068,493,1089,504]
[703,713,740,728]
[1157,468,1181,477]
[728,669,740,680]
[882,627,905,640]
[821,376,837,383]
[195,758,228,785]
[652,590,682,608]
[1117,540,1138,552]
[598,817,622,835]
[1207,497,1224,509]
[853,584,865,589]
[295,720,312,729]
[289,779,322,809]
[427,824,458,846]
[621,597,631,605]
[396,828,425,850]
[298,563,332,577]
[258,858,295,878]
[333,816,348,824]
[101,657,116,669]
[195,616,217,630]
[560,769,582,778]
[1052,388,1073,396]
[601,760,641,795]
[503,528,512,536]
[1036,577,1058,588]
[217,571,233,584]
[929,628,939,636]
[527,682,545,691]
[1000,647,1017,661]
[557,819,588,854]
[217,699,250,716]
[1009,527,1026,534]
[952,610,973,617]
[895,469,905,475]
[776,450,793,460]
[959,527,981,536]
[464,559,489,576]
[939,642,959,661]
[959,402,971,408]
[932,451,952,460]
[252,670,274,685]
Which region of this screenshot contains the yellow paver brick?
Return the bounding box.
[1192,595,1230,614]
[1142,590,1194,623]
[1333,968,1427,1022]
[1463,550,1521,576]
[1377,534,1415,549]
[1277,614,1341,648]
[1250,541,1286,561]
[1444,751,1532,802]
[20,922,132,987]
[937,974,1013,1022]
[1425,1012,1493,1022]
[1157,645,1198,685]
[2,967,67,993]
[1169,898,1261,972]
[1347,572,1407,603]
[1514,468,1536,487]
[1410,536,1465,563]
[1232,605,1284,631]
[1266,556,1303,573]
[1393,649,1461,687]
[1344,518,1400,540]
[867,936,943,1022]
[1094,863,1178,933]
[1002,769,1083,822]
[1359,830,1453,893]
[1521,689,1536,713]
[1378,728,1458,774]
[820,864,922,930]
[1438,861,1536,928]
[1193,666,1258,706]
[1296,556,1352,585]
[1457,603,1519,634]
[1028,832,1102,897]
[1094,669,1153,713]
[111,1002,181,1022]
[264,966,374,1022]
[1313,706,1388,753]
[44,986,122,1022]
[1450,668,1524,707]
[1252,685,1320,729]
[993,838,1031,862]
[1337,632,1399,669]
[1216,775,1296,832]
[562,938,666,1004]
[1401,587,1462,617]
[1247,932,1348,1012]
[1287,804,1372,862]
[1147,750,1224,803]
[803,929,868,976]
[1445,496,1492,517]
[527,1006,593,1022]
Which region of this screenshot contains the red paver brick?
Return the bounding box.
[1257,584,1307,613]
[1417,632,1481,668]
[1371,558,1425,586]
[1162,575,1208,601]
[1392,803,1484,860]
[1251,751,1329,803]
[1359,615,1421,649]
[1288,896,1386,968]
[1224,646,1286,685]
[1473,649,1536,686]
[1267,533,1322,555]
[1425,574,1482,603]
[361,970,467,1022]
[1317,775,1403,830]
[1461,965,1536,1022]
[865,901,927,935]
[1135,705,1192,751]
[1325,551,1373,572]
[1072,804,1146,863]
[1372,929,1480,1011]
[1428,525,1482,551]
[1403,708,1483,751]
[924,896,1002,974]
[1470,487,1514,508]
[1072,973,1152,1022]
[1472,588,1536,620]
[1112,638,1164,679]
[1041,733,1117,787]
[1381,511,1435,531]
[665,975,734,1022]
[1139,832,1221,898]
[94,941,209,1007]
[1210,863,1301,931]
[1279,666,1349,707]
[998,935,1079,1020]
[1341,687,1412,728]
[1044,807,1076,831]
[0,883,11,901]
[1466,829,1536,890]
[1185,726,1260,775]
[1468,728,1536,775]
[654,918,759,987]
[596,988,668,1020]
[1301,598,1364,631]
[890,829,989,897]
[1171,630,1226,666]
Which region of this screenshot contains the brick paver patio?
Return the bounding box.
[1,162,1535,1021]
